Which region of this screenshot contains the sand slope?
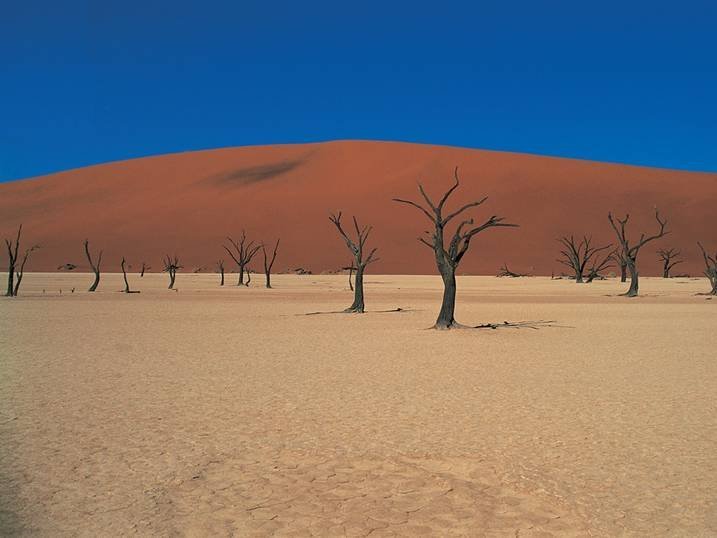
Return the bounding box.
[2,274,716,536]
[1,140,716,275]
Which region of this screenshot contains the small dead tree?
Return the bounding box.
[584,249,615,283]
[262,239,280,289]
[556,235,612,283]
[657,248,684,278]
[608,210,668,297]
[245,268,252,286]
[162,255,182,289]
[217,260,225,286]
[12,244,39,297]
[224,231,261,286]
[84,239,103,292]
[393,167,517,329]
[329,212,378,313]
[4,225,23,297]
[697,242,717,295]
[120,257,132,293]
[497,263,527,277]
[139,262,150,277]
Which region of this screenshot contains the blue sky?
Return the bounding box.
[1,1,716,181]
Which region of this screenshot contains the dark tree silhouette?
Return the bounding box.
[557,235,612,283]
[697,242,717,295]
[329,212,378,313]
[12,243,39,297]
[162,255,182,289]
[120,257,134,293]
[262,238,280,289]
[245,268,252,286]
[139,262,150,277]
[217,260,225,286]
[4,225,23,297]
[608,210,668,297]
[657,248,684,278]
[84,239,103,292]
[393,167,517,329]
[584,249,615,283]
[224,231,261,286]
[497,263,527,277]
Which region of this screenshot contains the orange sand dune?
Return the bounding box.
[1,140,715,275]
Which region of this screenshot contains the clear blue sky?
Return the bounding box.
[2,1,716,181]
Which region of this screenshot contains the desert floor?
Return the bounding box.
[1,273,716,537]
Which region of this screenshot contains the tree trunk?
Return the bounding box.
[13,272,22,296]
[89,270,100,292]
[238,266,245,286]
[345,265,365,312]
[575,271,584,283]
[5,266,14,297]
[624,262,639,297]
[168,270,176,289]
[663,261,670,278]
[620,263,627,282]
[122,263,130,293]
[265,270,271,288]
[220,269,224,286]
[435,268,457,329]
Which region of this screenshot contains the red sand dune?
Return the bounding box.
[1,140,715,276]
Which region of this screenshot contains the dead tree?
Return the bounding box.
[556,235,612,283]
[262,239,280,289]
[224,231,261,286]
[329,212,378,313]
[497,263,527,277]
[697,242,717,295]
[584,249,615,283]
[162,255,182,289]
[12,244,39,297]
[139,262,150,277]
[608,210,668,297]
[217,260,225,286]
[657,248,684,278]
[121,257,132,293]
[393,167,517,329]
[4,225,22,297]
[84,239,103,292]
[245,268,252,286]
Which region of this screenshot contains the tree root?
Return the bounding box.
[430,319,562,330]
[302,307,409,316]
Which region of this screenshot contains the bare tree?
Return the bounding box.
[608,210,668,297]
[12,244,39,297]
[4,225,22,297]
[556,235,612,283]
[329,212,378,313]
[245,268,252,286]
[393,167,517,329]
[139,262,150,277]
[224,231,261,286]
[584,249,615,283]
[217,259,225,286]
[262,238,280,289]
[120,257,132,293]
[162,255,182,289]
[497,263,527,277]
[697,242,717,295]
[84,239,103,292]
[657,248,683,278]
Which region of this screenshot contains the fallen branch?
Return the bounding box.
[302,307,409,316]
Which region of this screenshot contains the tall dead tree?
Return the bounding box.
[393,167,517,329]
[4,225,23,297]
[608,210,668,297]
[224,231,261,286]
[12,244,39,297]
[262,239,280,289]
[657,248,683,278]
[121,257,131,293]
[84,239,103,292]
[217,260,225,286]
[162,255,182,289]
[556,235,612,283]
[139,262,150,277]
[329,212,378,313]
[697,242,717,295]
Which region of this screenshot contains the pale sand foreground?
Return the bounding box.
[1,273,716,537]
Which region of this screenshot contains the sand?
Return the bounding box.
[1,273,716,536]
[2,140,716,276]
